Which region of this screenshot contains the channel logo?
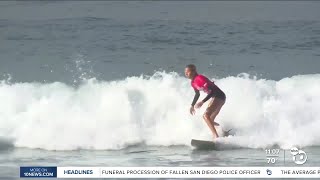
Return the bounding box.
[290,147,308,165]
[20,166,57,178]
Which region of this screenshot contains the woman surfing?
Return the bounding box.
[185,64,227,139]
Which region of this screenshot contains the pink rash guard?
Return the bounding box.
[190,74,225,106]
[191,74,215,94]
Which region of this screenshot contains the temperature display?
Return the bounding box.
[265,149,281,164]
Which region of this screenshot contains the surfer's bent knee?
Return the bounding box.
[203,112,211,120]
[203,108,214,120]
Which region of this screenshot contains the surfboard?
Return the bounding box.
[191,139,217,150]
[191,129,235,150]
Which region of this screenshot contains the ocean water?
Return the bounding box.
[0,1,320,179]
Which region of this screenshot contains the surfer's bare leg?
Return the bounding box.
[203,114,219,139]
[209,98,225,125]
[203,98,225,139]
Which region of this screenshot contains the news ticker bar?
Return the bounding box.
[20,166,320,178]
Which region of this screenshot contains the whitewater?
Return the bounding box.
[0,72,319,151]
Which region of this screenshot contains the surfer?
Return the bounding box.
[185,64,226,139]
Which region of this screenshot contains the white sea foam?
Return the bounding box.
[0,72,319,150]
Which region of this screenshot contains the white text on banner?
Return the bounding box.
[57,167,320,178]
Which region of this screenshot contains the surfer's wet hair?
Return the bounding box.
[186,64,196,71]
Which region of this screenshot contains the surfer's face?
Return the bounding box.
[185,67,195,79]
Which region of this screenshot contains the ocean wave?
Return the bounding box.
[0,72,319,150]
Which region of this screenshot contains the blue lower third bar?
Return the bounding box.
[20,167,57,178]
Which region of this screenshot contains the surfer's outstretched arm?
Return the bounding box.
[202,86,214,103]
[190,89,200,115]
[191,89,200,106]
[194,86,214,108]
